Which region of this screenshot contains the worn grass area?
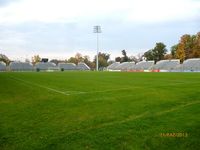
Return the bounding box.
[0,72,200,150]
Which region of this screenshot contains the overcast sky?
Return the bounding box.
[0,0,199,61]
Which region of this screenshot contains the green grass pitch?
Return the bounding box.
[0,72,200,150]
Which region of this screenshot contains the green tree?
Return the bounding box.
[144,50,154,61]
[94,52,110,69]
[67,57,78,64]
[115,57,121,62]
[164,54,173,60]
[67,53,85,65]
[67,54,95,70]
[31,55,41,65]
[0,54,10,65]
[75,53,84,63]
[170,44,178,58]
[121,50,129,62]
[152,42,167,62]
[129,56,139,63]
[83,55,95,70]
[144,42,167,62]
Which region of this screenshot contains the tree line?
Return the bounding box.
[31,53,111,71]
[144,32,200,63]
[1,32,199,70]
[0,52,111,70]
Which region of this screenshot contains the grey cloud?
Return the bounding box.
[0,17,199,60]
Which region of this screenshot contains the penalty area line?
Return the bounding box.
[9,76,70,96]
[62,87,133,95]
[9,76,133,96]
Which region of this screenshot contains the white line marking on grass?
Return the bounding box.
[9,76,70,96]
[64,112,148,136]
[85,88,132,93]
[155,101,200,116]
[64,101,200,135]
[64,87,134,95]
[64,91,86,94]
[9,76,131,96]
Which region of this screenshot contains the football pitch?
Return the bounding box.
[0,72,200,150]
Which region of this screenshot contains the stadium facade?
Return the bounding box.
[1,62,91,72]
[1,58,200,72]
[107,58,200,72]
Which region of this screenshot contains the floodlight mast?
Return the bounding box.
[93,25,102,71]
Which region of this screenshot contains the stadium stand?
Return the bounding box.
[0,61,6,71]
[182,58,200,71]
[107,62,120,71]
[10,62,33,71]
[106,59,200,72]
[115,62,129,71]
[152,59,180,71]
[175,64,184,72]
[35,62,56,71]
[2,58,200,72]
[134,61,154,70]
[127,62,136,70]
[58,63,77,71]
[114,62,135,71]
[77,62,90,70]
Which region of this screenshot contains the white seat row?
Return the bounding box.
[107,58,200,71]
[133,61,154,70]
[0,61,6,71]
[6,62,90,71]
[35,62,56,70]
[10,62,33,71]
[181,58,200,71]
[152,59,180,70]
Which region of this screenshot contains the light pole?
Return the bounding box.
[93,25,102,71]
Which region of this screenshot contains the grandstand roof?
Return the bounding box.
[35,62,56,70]
[10,62,33,71]
[58,63,77,70]
[77,62,90,70]
[0,61,6,71]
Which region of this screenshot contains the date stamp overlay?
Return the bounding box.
[160,132,188,138]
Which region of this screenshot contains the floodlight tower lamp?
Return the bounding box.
[93,25,102,71]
